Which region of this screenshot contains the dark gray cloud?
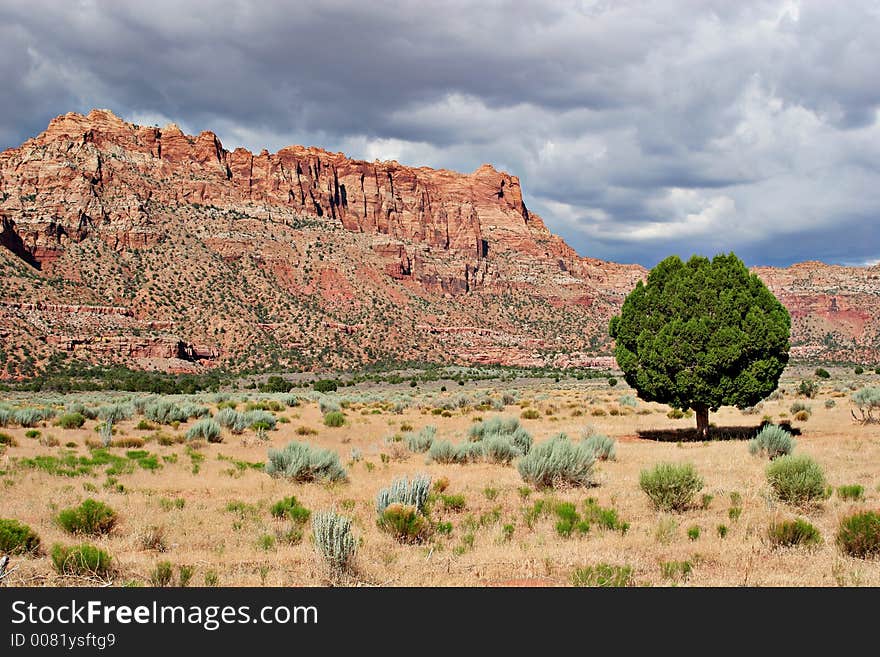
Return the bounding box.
[1,0,878,268]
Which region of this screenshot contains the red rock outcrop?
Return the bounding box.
[0,109,877,375]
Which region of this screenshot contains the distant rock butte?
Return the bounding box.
[0,109,877,376]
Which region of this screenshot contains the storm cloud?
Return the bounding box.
[1,0,878,267]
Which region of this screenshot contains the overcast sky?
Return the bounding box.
[1,1,878,267]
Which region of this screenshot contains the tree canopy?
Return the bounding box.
[609,253,791,436]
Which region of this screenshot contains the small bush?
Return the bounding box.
[440,494,466,512]
[0,432,16,446]
[216,408,247,434]
[376,474,431,514]
[56,499,118,536]
[185,418,222,443]
[583,498,629,533]
[798,379,819,398]
[855,366,864,375]
[266,441,347,482]
[313,379,339,393]
[571,563,633,587]
[312,510,356,574]
[687,525,701,541]
[270,496,311,524]
[768,518,822,548]
[517,433,596,488]
[607,378,618,388]
[377,503,430,543]
[815,368,830,379]
[139,525,168,552]
[244,410,277,431]
[583,433,616,461]
[639,463,703,512]
[836,511,880,558]
[748,424,795,459]
[0,518,41,554]
[323,411,346,427]
[482,434,522,464]
[51,543,112,576]
[150,561,174,586]
[13,407,55,428]
[766,455,826,504]
[56,413,86,430]
[428,439,457,464]
[404,425,436,453]
[837,485,864,501]
[660,560,692,581]
[521,408,540,420]
[824,399,836,409]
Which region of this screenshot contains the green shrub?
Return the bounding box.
[270,496,311,524]
[56,499,118,536]
[571,563,633,587]
[687,525,701,541]
[607,378,618,388]
[798,379,819,398]
[404,426,436,453]
[428,439,457,464]
[815,368,830,379]
[0,518,41,554]
[150,561,174,586]
[836,511,880,558]
[377,503,430,543]
[482,434,522,464]
[0,431,15,446]
[521,408,540,419]
[440,494,466,512]
[768,518,822,548]
[660,560,692,581]
[717,524,728,538]
[837,485,864,501]
[468,416,533,455]
[98,403,134,424]
[312,510,356,574]
[855,366,864,375]
[554,502,590,537]
[313,379,339,393]
[583,498,629,533]
[851,386,880,421]
[583,433,616,461]
[216,408,247,434]
[323,411,345,427]
[766,455,826,504]
[13,407,55,428]
[244,410,277,430]
[144,400,188,424]
[376,474,431,514]
[639,463,704,512]
[266,441,347,482]
[517,433,596,488]
[51,543,112,576]
[748,424,795,459]
[56,413,86,430]
[185,418,221,443]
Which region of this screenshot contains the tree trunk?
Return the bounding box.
[695,404,710,439]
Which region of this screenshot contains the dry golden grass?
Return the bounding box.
[1,374,879,587]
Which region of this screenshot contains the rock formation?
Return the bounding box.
[0,109,876,376]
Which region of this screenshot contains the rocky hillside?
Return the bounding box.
[0,110,877,376]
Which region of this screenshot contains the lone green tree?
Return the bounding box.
[609,253,790,438]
